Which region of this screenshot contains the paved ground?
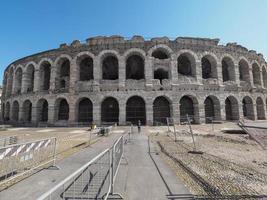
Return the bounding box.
[0,129,125,200]
[114,129,191,200]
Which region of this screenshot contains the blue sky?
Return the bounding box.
[1,0,267,82]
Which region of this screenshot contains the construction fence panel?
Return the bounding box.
[0,137,56,184]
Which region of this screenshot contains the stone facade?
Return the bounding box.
[1,36,267,126]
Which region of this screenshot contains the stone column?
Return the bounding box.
[49,65,57,92]
[238,104,243,120]
[145,57,153,90]
[69,59,77,94]
[172,102,180,124]
[119,102,126,125]
[18,104,24,123]
[68,103,75,125]
[93,100,101,125]
[21,72,27,94]
[217,63,223,85]
[48,103,56,125]
[33,69,40,92]
[221,103,226,121]
[93,57,101,91]
[249,68,255,88]
[146,100,153,125]
[195,60,202,83]
[170,59,178,84]
[118,57,125,90]
[195,103,204,124]
[234,63,240,86]
[259,70,264,88]
[31,104,38,126]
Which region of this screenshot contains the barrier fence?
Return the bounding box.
[0,136,18,147]
[0,137,56,185]
[38,135,124,200]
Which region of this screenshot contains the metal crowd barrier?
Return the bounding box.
[0,137,57,185]
[38,135,124,200]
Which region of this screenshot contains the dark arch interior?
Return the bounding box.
[78,98,93,123]
[101,97,119,123]
[23,101,32,122]
[126,96,146,125]
[204,97,215,123]
[239,60,250,82]
[26,65,35,92]
[154,68,169,84]
[40,63,51,91]
[102,56,118,80]
[153,97,170,124]
[178,55,192,76]
[252,64,261,85]
[5,103,10,121]
[15,68,22,94]
[152,50,169,59]
[180,96,194,123]
[57,59,70,90]
[256,98,265,120]
[12,102,19,122]
[58,99,69,120]
[39,100,48,122]
[202,57,212,79]
[242,97,254,120]
[225,97,239,120]
[80,57,94,81]
[126,55,144,80]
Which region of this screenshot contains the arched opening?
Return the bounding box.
[126,96,146,125]
[238,60,250,83]
[153,96,170,125]
[222,57,235,82]
[252,63,261,86]
[101,97,119,123]
[78,98,93,123]
[4,102,10,121]
[256,97,265,120]
[178,53,195,77]
[79,56,94,81]
[57,99,69,120]
[40,61,51,91]
[37,99,48,122]
[126,55,144,80]
[22,100,32,122]
[56,58,70,90]
[242,96,254,120]
[204,97,214,123]
[262,67,267,88]
[14,68,22,94]
[24,64,35,93]
[201,56,217,79]
[154,68,169,84]
[152,49,169,59]
[225,96,239,120]
[180,96,198,123]
[3,74,8,99]
[2,103,5,121]
[12,101,19,122]
[102,56,118,80]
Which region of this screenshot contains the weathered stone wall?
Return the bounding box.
[1,36,267,126]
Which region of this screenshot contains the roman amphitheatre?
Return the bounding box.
[0,36,267,200]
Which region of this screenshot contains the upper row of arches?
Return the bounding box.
[3,46,267,97]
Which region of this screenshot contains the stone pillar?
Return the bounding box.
[249,68,255,87]
[93,101,101,125]
[31,104,38,126]
[195,60,202,83]
[172,102,180,124]
[49,65,57,92]
[69,59,77,94]
[195,103,204,124]
[145,57,153,90]
[118,57,125,90]
[217,63,223,85]
[68,103,75,125]
[119,102,126,125]
[146,101,153,125]
[221,103,226,121]
[21,72,27,94]
[48,104,56,125]
[170,59,178,84]
[34,69,40,92]
[234,63,240,86]
[238,104,243,120]
[18,104,24,123]
[259,70,264,88]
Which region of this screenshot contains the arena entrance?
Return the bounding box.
[256,97,265,120]
[78,98,93,123]
[153,96,170,125]
[37,99,48,122]
[101,97,119,124]
[204,97,214,123]
[57,99,69,120]
[242,96,254,120]
[126,96,146,125]
[23,100,32,122]
[225,96,239,120]
[180,96,198,123]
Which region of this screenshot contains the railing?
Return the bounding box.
[0,137,57,185]
[0,136,18,147]
[38,135,124,200]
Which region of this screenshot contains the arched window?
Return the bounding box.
[225,96,239,120]
[57,99,69,120]
[78,98,93,123]
[256,97,265,120]
[178,53,196,77]
[12,101,19,122]
[152,50,169,59]
[252,63,261,86]
[238,60,250,82]
[40,61,51,91]
[222,57,235,82]
[126,96,146,125]
[22,100,32,122]
[201,55,217,79]
[101,97,119,123]
[56,58,70,91]
[153,96,170,124]
[126,55,144,80]
[242,96,254,120]
[79,57,94,81]
[14,68,22,94]
[24,64,35,93]
[102,56,118,80]
[37,99,48,122]
[180,96,197,123]
[262,67,267,88]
